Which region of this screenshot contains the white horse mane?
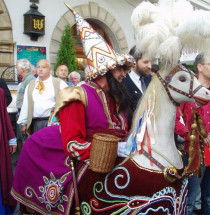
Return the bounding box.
[131,0,210,68]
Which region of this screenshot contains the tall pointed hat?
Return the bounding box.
[65,3,135,81]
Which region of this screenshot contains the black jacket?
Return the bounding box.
[0,78,12,107]
[123,72,152,128]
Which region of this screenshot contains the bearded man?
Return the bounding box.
[11,5,135,213]
[11,62,134,214]
[56,65,132,161]
[123,45,152,129]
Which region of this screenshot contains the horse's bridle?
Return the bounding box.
[156,65,203,106]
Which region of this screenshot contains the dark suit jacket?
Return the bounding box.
[0,78,12,107]
[123,72,152,128]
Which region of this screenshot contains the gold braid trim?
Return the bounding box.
[54,86,87,120]
[182,111,206,178]
[197,114,206,166]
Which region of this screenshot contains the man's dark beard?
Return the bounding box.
[106,71,131,113]
[136,63,149,77]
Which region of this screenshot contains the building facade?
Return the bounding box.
[1,0,209,116]
[1,0,210,78]
[1,0,142,78]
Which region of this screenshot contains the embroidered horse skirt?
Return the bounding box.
[11,125,187,214]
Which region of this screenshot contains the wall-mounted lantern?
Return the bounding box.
[24,3,45,41]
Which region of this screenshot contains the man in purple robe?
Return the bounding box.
[0,88,17,213]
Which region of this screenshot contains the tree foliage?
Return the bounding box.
[54,24,78,75]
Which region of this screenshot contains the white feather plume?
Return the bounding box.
[158,0,194,27]
[157,36,182,71]
[135,22,170,60]
[176,10,210,53]
[131,0,210,67]
[131,1,173,32]
[131,2,159,28]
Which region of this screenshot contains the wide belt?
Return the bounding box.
[32,117,49,121]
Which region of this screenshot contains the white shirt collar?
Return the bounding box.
[129,69,140,80]
[36,75,52,83]
[128,69,144,93]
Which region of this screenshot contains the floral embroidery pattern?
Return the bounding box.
[25,172,69,212]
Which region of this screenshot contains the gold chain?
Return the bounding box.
[182,112,206,177]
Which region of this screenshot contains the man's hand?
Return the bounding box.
[204,133,210,147]
[9,145,17,155]
[21,124,27,135]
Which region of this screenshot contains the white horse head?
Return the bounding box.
[158,65,210,106]
[129,65,210,173]
[128,0,210,175]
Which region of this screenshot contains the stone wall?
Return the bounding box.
[0,0,15,80]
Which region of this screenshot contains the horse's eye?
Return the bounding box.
[179,76,186,82]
